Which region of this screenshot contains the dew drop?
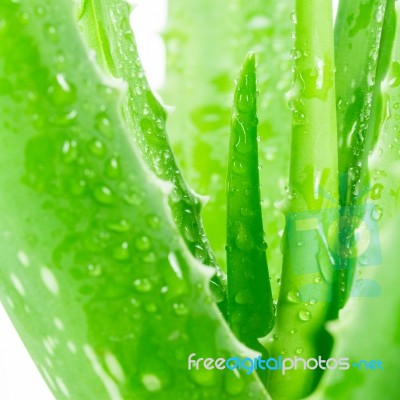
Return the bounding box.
[141,373,162,392]
[299,310,311,321]
[193,245,207,263]
[87,263,102,277]
[237,93,254,113]
[89,139,106,158]
[93,185,115,205]
[95,112,113,138]
[123,191,141,206]
[235,289,254,305]
[359,255,369,266]
[69,179,86,196]
[183,224,196,243]
[287,290,300,303]
[48,74,76,105]
[232,159,244,174]
[142,252,156,263]
[105,157,121,178]
[232,117,253,155]
[173,302,188,316]
[240,207,254,217]
[371,205,383,221]
[370,183,383,200]
[135,235,151,251]
[113,241,130,261]
[61,140,78,163]
[147,215,161,229]
[45,23,58,41]
[314,275,322,284]
[133,278,152,293]
[235,222,254,250]
[107,219,130,233]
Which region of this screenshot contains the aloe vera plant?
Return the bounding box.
[162,0,294,299]
[0,0,265,398]
[262,0,339,398]
[226,54,274,352]
[77,0,228,310]
[1,0,400,399]
[334,0,394,309]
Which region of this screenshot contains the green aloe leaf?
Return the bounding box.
[226,53,274,352]
[262,0,339,397]
[334,0,394,309]
[162,0,294,298]
[368,0,400,224]
[311,3,400,398]
[77,0,227,308]
[309,219,400,400]
[335,0,388,202]
[0,1,268,398]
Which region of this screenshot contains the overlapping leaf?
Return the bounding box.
[0,1,268,398]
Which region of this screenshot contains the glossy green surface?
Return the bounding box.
[0,1,267,398]
[1,0,400,399]
[263,0,339,398]
[334,0,394,309]
[162,0,294,300]
[226,54,274,352]
[77,0,227,309]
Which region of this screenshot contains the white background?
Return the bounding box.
[0,0,338,398]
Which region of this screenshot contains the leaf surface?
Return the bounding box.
[0,1,268,398]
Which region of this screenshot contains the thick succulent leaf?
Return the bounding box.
[263,0,339,397]
[162,0,294,298]
[310,3,400,398]
[367,1,400,224]
[335,0,388,205]
[309,220,400,400]
[0,1,268,398]
[76,0,227,307]
[334,0,394,308]
[227,54,274,352]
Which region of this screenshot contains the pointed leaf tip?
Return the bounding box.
[241,52,256,83]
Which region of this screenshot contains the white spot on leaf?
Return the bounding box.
[104,352,125,383]
[17,250,30,267]
[54,317,64,331]
[84,345,123,400]
[10,273,25,296]
[67,341,77,354]
[56,376,70,398]
[40,266,59,295]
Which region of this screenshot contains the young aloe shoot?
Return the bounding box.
[264,0,339,398]
[226,53,275,352]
